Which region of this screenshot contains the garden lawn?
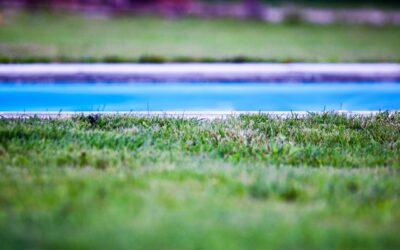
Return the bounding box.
[0,113,399,249]
[1,13,400,62]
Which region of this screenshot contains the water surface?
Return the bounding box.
[1,82,400,111]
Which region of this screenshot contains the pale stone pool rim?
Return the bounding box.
[0,111,389,120]
[1,63,400,82]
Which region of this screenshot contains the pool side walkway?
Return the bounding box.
[1,63,400,82]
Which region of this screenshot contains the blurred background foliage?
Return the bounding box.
[1,0,399,62]
[1,0,400,10]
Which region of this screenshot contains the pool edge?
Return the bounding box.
[0,111,391,120]
[1,63,400,83]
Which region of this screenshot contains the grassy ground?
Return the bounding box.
[1,13,400,62]
[0,113,399,249]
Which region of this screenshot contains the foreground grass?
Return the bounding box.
[0,113,399,249]
[1,13,400,62]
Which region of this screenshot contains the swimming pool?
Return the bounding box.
[1,82,400,112]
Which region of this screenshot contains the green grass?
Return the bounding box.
[0,113,399,249]
[1,12,400,62]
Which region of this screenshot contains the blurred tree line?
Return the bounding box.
[205,0,399,7]
[0,0,264,17]
[0,0,398,16]
[2,0,399,8]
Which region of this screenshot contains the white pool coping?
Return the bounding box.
[0,111,389,120]
[1,63,400,82]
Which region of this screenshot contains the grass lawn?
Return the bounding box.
[1,13,400,62]
[0,113,399,249]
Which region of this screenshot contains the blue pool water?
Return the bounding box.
[1,82,400,111]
